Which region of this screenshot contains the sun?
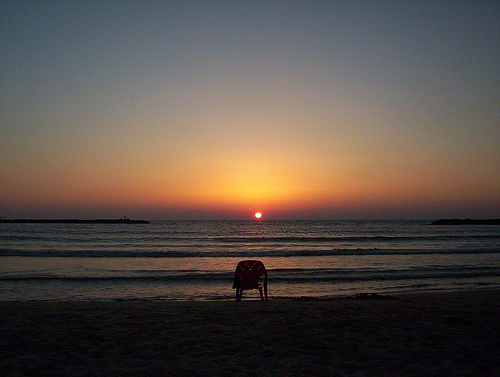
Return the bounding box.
[254,212,262,219]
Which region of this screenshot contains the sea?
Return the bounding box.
[1,220,499,301]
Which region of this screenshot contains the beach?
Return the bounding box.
[1,289,499,376]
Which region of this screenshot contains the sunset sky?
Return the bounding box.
[1,1,499,220]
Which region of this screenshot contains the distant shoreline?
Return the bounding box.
[0,219,150,224]
[430,218,500,225]
[1,218,499,225]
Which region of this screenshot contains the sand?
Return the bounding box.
[1,289,499,377]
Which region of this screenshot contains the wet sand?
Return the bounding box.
[1,289,499,376]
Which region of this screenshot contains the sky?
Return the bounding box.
[1,0,499,220]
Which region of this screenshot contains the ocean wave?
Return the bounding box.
[1,247,499,258]
[212,234,500,243]
[3,233,499,243]
[2,266,499,282]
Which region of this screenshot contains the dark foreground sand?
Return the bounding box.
[1,289,499,377]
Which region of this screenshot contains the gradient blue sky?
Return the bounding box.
[1,1,499,220]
